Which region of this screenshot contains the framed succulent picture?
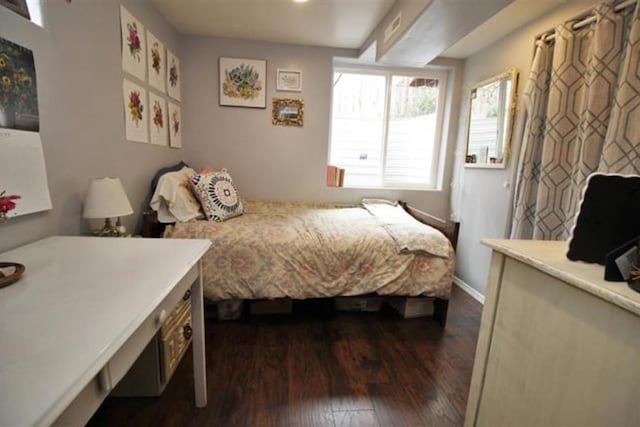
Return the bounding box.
[219,57,266,108]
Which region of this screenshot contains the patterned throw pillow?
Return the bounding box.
[190,170,244,222]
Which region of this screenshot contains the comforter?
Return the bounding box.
[164,200,455,300]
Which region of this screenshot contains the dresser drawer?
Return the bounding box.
[162,305,193,378]
[161,288,192,340]
[106,264,198,389]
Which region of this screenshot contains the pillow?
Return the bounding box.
[190,170,244,222]
[150,167,204,223]
[136,161,189,232]
[199,166,217,174]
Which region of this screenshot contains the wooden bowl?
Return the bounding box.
[0,262,25,289]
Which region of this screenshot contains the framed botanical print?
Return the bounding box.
[147,31,166,93]
[120,6,146,82]
[168,101,182,148]
[122,78,148,143]
[166,49,181,101]
[148,91,168,146]
[219,57,266,108]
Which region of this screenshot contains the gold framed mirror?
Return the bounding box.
[464,69,518,169]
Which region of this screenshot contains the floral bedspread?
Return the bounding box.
[164,200,455,300]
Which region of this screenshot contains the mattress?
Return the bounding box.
[164,200,455,301]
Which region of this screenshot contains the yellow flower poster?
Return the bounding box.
[0,36,39,132]
[122,78,148,143]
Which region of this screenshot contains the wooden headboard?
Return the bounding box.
[399,201,460,251]
[141,211,169,238]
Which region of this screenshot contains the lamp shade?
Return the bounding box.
[83,177,134,219]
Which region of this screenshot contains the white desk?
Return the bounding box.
[0,236,211,426]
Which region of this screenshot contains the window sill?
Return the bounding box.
[328,185,441,192]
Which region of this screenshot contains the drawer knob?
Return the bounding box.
[183,324,193,340]
[183,289,191,301]
[157,309,168,325]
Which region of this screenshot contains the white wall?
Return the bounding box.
[0,0,183,252]
[181,36,463,218]
[450,0,599,295]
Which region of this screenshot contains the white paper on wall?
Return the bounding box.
[147,30,165,93]
[120,6,146,82]
[123,79,148,143]
[149,91,168,146]
[0,129,52,218]
[166,49,181,101]
[168,101,181,148]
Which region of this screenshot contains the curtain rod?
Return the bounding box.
[541,0,636,42]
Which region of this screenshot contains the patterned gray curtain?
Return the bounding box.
[511,1,640,240]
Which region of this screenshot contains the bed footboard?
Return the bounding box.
[399,201,460,251]
[399,202,458,328]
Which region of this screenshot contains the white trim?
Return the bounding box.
[453,276,485,304]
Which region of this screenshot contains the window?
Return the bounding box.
[329,67,447,190]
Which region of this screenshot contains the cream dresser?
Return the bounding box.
[465,239,640,427]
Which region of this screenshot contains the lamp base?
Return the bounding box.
[94,218,120,237]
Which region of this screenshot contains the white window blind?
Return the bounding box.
[330,67,447,190]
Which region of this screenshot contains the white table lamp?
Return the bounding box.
[83,177,134,236]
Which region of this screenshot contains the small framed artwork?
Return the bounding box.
[219,57,266,108]
[166,49,181,101]
[120,6,146,82]
[168,101,182,148]
[148,91,168,146]
[122,78,148,143]
[146,31,166,93]
[272,98,303,127]
[276,69,302,92]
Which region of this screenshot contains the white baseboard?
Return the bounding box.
[453,276,485,304]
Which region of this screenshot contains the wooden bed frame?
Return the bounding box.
[399,201,460,327]
[141,201,460,327]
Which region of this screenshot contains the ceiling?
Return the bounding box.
[151,0,395,49]
[441,0,569,58]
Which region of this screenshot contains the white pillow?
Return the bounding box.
[150,167,204,223]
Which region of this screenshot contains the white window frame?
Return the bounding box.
[329,63,448,191]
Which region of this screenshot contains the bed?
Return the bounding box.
[141,165,459,326]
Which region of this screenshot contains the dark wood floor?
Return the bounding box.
[88,286,482,427]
